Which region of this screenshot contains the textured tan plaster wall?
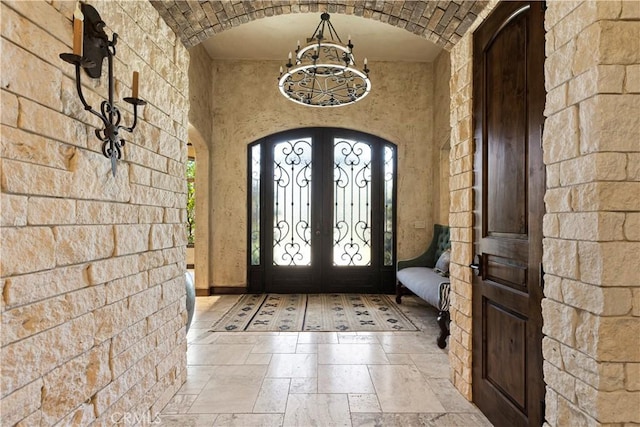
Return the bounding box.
[210,59,439,287]
[188,44,213,145]
[188,45,214,292]
[434,50,452,226]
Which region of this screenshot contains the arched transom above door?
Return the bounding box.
[151,1,488,50]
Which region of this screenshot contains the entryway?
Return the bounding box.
[247,128,397,294]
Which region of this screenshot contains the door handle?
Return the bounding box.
[469,254,483,276]
[315,230,321,236]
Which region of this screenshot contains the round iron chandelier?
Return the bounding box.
[278,13,371,107]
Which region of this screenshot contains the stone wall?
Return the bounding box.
[208,59,440,288]
[447,0,498,399]
[447,2,640,425]
[541,1,640,425]
[0,0,189,424]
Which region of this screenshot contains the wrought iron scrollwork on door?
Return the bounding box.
[333,138,372,266]
[383,145,395,266]
[273,138,313,266]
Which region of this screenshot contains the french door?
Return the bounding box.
[247,128,396,294]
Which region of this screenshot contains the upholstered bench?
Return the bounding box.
[396,224,451,348]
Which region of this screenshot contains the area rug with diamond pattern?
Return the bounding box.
[210,294,418,332]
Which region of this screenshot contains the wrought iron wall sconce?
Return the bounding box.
[60,2,145,177]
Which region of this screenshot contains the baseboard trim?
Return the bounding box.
[210,286,246,295]
[195,288,210,297]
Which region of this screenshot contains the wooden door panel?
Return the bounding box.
[472,2,545,426]
[485,10,528,238]
[480,280,529,315]
[484,300,527,410]
[484,254,528,293]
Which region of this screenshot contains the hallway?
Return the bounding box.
[157,295,491,426]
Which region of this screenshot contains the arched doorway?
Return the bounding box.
[187,124,211,295]
[248,128,397,294]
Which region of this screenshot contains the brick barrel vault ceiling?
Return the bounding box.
[150,1,489,51]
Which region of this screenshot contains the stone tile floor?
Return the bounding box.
[158,295,492,426]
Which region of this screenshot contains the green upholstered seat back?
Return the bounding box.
[432,224,451,264]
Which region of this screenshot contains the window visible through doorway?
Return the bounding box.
[186,156,196,246]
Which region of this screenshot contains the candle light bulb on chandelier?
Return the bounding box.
[277,13,371,107]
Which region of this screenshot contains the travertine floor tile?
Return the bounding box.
[430,412,494,426]
[377,334,440,354]
[189,365,267,414]
[187,344,253,365]
[156,413,216,426]
[245,353,273,365]
[337,333,379,344]
[266,353,317,378]
[163,295,492,427]
[213,413,284,427]
[295,343,318,353]
[410,352,451,378]
[251,335,298,354]
[317,343,389,364]
[348,394,381,413]
[283,393,351,427]
[317,365,374,394]
[426,378,481,413]
[368,365,445,413]
[297,331,339,343]
[253,378,290,413]
[161,394,198,414]
[385,353,414,364]
[289,377,317,394]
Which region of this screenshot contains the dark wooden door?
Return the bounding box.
[471,2,545,426]
[248,128,397,294]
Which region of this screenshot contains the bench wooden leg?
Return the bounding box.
[436,310,450,349]
[395,282,404,304]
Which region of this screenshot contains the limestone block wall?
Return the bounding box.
[447,2,640,425]
[542,1,640,425]
[0,0,189,424]
[208,59,440,288]
[447,0,498,399]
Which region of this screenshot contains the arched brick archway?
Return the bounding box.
[151,1,488,50]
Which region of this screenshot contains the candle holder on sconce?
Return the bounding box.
[60,3,145,177]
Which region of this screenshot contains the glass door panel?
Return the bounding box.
[248,128,396,294]
[333,138,372,266]
[272,138,313,266]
